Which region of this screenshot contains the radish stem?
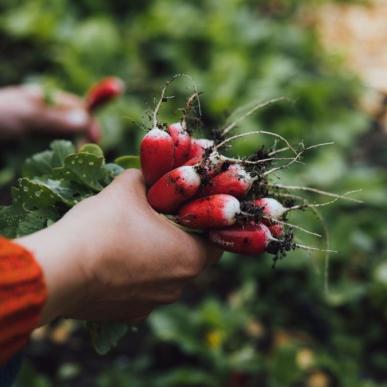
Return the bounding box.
[221,97,290,137]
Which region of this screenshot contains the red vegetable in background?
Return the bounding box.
[85,76,125,112]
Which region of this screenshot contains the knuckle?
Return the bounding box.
[120,168,143,183]
[113,169,134,185]
[186,256,205,278]
[111,169,146,198]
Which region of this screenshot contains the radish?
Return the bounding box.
[253,198,287,219]
[269,223,284,238]
[184,152,225,180]
[184,138,226,177]
[147,166,201,213]
[188,138,214,159]
[167,122,192,167]
[178,194,241,229]
[201,164,253,198]
[209,223,272,255]
[140,128,175,186]
[85,77,125,112]
[251,198,323,238]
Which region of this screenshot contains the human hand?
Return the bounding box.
[17,169,222,324]
[0,85,101,142]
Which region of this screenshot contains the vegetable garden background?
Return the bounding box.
[1,0,387,386]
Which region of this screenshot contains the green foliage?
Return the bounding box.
[1,141,115,236]
[0,0,385,386]
[86,322,129,356]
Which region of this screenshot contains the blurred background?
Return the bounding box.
[0,0,387,386]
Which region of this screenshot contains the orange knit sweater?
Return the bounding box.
[0,237,47,365]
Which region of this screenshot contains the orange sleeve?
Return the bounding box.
[0,237,47,365]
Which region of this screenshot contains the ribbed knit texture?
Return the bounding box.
[0,237,47,366]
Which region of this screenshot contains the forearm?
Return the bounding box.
[16,223,87,325]
[0,237,46,365]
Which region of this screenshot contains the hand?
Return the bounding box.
[0,85,101,142]
[17,169,222,324]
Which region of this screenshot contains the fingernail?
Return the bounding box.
[66,109,88,127]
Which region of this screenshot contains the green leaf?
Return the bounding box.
[0,206,25,238]
[12,178,74,209]
[104,163,124,177]
[114,155,140,169]
[13,178,61,209]
[79,143,104,158]
[61,153,105,191]
[51,140,75,168]
[86,321,129,355]
[22,140,75,177]
[0,167,14,187]
[17,208,60,237]
[22,150,54,178]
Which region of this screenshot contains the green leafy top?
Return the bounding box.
[0,140,124,239]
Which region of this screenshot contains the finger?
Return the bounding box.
[117,303,155,323]
[22,85,84,109]
[21,85,94,135]
[165,234,218,280]
[111,169,146,195]
[53,91,85,109]
[129,313,152,324]
[86,118,102,143]
[190,235,224,265]
[203,240,224,264]
[35,106,91,135]
[100,169,146,208]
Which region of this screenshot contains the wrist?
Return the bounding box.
[16,222,88,324]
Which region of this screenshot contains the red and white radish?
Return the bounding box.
[188,138,214,159]
[178,194,241,229]
[86,76,125,112]
[253,198,287,219]
[147,166,201,213]
[140,128,175,186]
[209,223,273,255]
[185,152,225,179]
[167,122,192,167]
[201,164,253,198]
[184,138,228,177]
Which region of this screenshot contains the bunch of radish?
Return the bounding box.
[139,83,361,261]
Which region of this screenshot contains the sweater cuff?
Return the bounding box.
[0,237,47,365]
